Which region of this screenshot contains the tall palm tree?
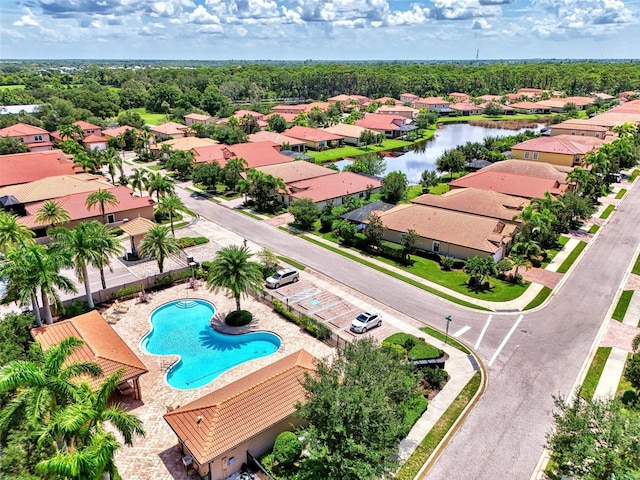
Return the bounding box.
[85,222,122,290]
[206,245,264,311]
[156,194,189,235]
[567,167,591,195]
[101,148,122,184]
[0,246,43,326]
[58,123,85,141]
[0,211,35,253]
[129,168,149,197]
[73,151,100,174]
[49,221,116,309]
[35,200,71,228]
[147,171,175,201]
[85,189,119,224]
[138,225,180,273]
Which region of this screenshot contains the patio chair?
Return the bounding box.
[113,300,129,314]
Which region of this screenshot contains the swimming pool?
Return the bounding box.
[141,299,282,390]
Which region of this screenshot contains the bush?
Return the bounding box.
[381,342,407,359]
[440,256,454,271]
[110,227,124,237]
[272,431,302,466]
[156,274,174,288]
[176,236,209,249]
[421,367,449,390]
[272,299,331,340]
[61,300,90,319]
[225,309,253,327]
[380,240,405,261]
[201,261,215,272]
[620,389,639,407]
[111,283,143,300]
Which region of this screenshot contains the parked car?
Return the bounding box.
[265,268,299,289]
[350,312,382,333]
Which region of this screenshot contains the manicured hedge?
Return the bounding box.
[226,309,253,326]
[272,299,331,340]
[176,236,209,248]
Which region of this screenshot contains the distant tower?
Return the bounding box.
[476,49,479,61]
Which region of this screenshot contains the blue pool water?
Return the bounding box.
[141,299,281,390]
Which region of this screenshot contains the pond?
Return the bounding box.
[333,123,542,184]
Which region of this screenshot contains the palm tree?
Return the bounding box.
[129,168,149,197]
[84,222,122,290]
[509,253,530,278]
[156,194,189,235]
[85,189,119,224]
[206,245,264,311]
[567,167,591,195]
[101,148,122,184]
[147,171,175,201]
[49,221,116,309]
[73,151,100,174]
[632,333,640,354]
[138,225,180,273]
[0,246,44,326]
[35,200,71,228]
[0,211,35,253]
[58,123,84,141]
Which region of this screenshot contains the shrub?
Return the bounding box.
[225,309,253,327]
[620,389,638,407]
[381,342,407,359]
[272,431,302,466]
[61,300,90,319]
[380,240,405,261]
[421,367,449,390]
[272,300,331,341]
[156,274,174,288]
[111,283,143,300]
[201,261,215,272]
[440,256,454,271]
[194,237,208,245]
[110,227,124,237]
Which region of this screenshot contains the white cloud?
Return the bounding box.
[430,0,501,20]
[13,8,40,27]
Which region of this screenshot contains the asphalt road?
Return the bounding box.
[175,183,640,479]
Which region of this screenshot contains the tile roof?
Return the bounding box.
[449,171,567,199]
[400,93,419,99]
[271,104,307,114]
[0,150,78,187]
[302,102,330,112]
[233,110,264,119]
[478,95,503,101]
[288,171,381,203]
[377,204,517,254]
[563,96,595,106]
[450,102,482,112]
[120,216,156,236]
[0,122,49,137]
[482,159,572,181]
[164,349,317,465]
[551,120,609,132]
[355,114,405,131]
[256,161,337,184]
[247,131,306,147]
[150,122,188,136]
[552,134,606,147]
[75,120,101,131]
[321,123,371,138]
[227,141,294,169]
[509,101,544,109]
[102,125,138,138]
[155,137,218,152]
[511,136,594,155]
[263,112,298,123]
[283,126,344,142]
[31,310,148,390]
[184,113,213,122]
[412,188,528,222]
[82,134,107,144]
[376,105,418,115]
[415,96,449,105]
[192,144,233,165]
[0,173,113,204]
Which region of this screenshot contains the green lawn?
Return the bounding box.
[305,140,413,163]
[436,113,542,124]
[277,256,306,271]
[395,372,481,480]
[631,170,640,182]
[542,236,570,267]
[0,85,25,90]
[616,189,627,199]
[419,326,470,354]
[523,286,552,310]
[580,347,612,400]
[384,333,443,360]
[124,108,169,126]
[632,252,640,276]
[612,290,633,322]
[600,204,615,219]
[617,354,633,397]
[405,182,449,201]
[556,241,587,274]
[588,224,600,234]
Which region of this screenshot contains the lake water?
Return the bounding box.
[333,123,541,184]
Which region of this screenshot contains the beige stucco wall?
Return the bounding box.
[511,148,583,167]
[550,126,605,138]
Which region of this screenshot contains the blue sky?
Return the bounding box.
[1,0,638,60]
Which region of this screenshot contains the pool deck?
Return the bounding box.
[104,285,333,480]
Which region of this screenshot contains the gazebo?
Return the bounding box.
[120,216,156,259]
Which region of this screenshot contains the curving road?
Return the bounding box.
[174,182,640,479]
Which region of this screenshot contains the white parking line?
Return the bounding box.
[474,314,493,350]
[488,315,524,367]
[453,325,471,338]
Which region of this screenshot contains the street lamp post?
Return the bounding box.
[444,315,452,345]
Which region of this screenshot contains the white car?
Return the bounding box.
[350,312,382,333]
[265,268,299,289]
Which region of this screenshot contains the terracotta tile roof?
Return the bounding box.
[31,311,148,389]
[482,159,572,181]
[120,216,156,236]
[450,102,482,112]
[377,204,517,254]
[164,349,317,465]
[302,102,330,112]
[155,137,218,152]
[511,136,594,155]
[256,161,337,184]
[0,173,113,204]
[247,131,306,147]
[376,105,418,115]
[478,95,503,102]
[0,122,49,137]
[415,96,449,105]
[184,113,213,122]
[563,96,595,106]
[355,114,405,131]
[271,104,307,114]
[509,101,544,109]
[412,188,528,222]
[288,171,381,203]
[551,120,609,133]
[400,93,419,99]
[552,134,607,147]
[227,141,294,169]
[283,126,344,142]
[192,144,233,165]
[82,134,107,144]
[20,186,154,228]
[75,120,101,131]
[0,151,78,187]
[263,112,298,123]
[321,124,371,138]
[449,171,567,199]
[102,126,138,138]
[150,122,188,136]
[233,110,264,120]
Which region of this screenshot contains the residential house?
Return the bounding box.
[450,103,483,116]
[478,94,503,102]
[517,88,544,99]
[339,201,396,225]
[302,101,331,112]
[82,134,108,151]
[102,125,139,140]
[593,99,640,126]
[229,110,268,130]
[255,162,337,193]
[328,94,369,110]
[508,101,550,114]
[355,114,415,138]
[75,120,102,137]
[377,204,517,261]
[263,112,298,124]
[412,97,452,113]
[184,113,214,126]
[286,171,382,208]
[192,141,293,170]
[505,93,523,102]
[563,96,595,109]
[400,93,419,104]
[164,350,317,480]
[192,144,234,165]
[591,92,616,103]
[321,124,373,146]
[375,105,418,119]
[282,126,343,150]
[448,92,471,103]
[0,123,53,152]
[0,150,78,187]
[618,91,637,102]
[412,188,528,224]
[369,97,403,106]
[550,119,611,139]
[152,137,219,157]
[149,122,188,141]
[448,160,570,199]
[271,104,308,115]
[510,136,595,167]
[247,131,306,152]
[32,311,148,400]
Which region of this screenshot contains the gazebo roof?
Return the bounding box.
[120,216,156,236]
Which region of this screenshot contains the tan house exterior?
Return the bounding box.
[412,97,450,111]
[0,123,53,152]
[282,126,344,150]
[184,113,214,125]
[511,136,595,167]
[375,105,418,119]
[550,119,611,139]
[400,93,419,104]
[150,122,188,140]
[321,124,372,146]
[286,171,381,208]
[164,350,317,480]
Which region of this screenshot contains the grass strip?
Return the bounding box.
[600,204,615,219]
[631,169,640,182]
[394,372,481,480]
[580,347,612,400]
[612,290,633,322]
[615,188,627,199]
[236,209,263,221]
[303,236,488,311]
[277,256,306,271]
[419,326,470,354]
[523,286,552,311]
[588,224,600,234]
[632,252,640,276]
[616,354,633,397]
[556,241,587,274]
